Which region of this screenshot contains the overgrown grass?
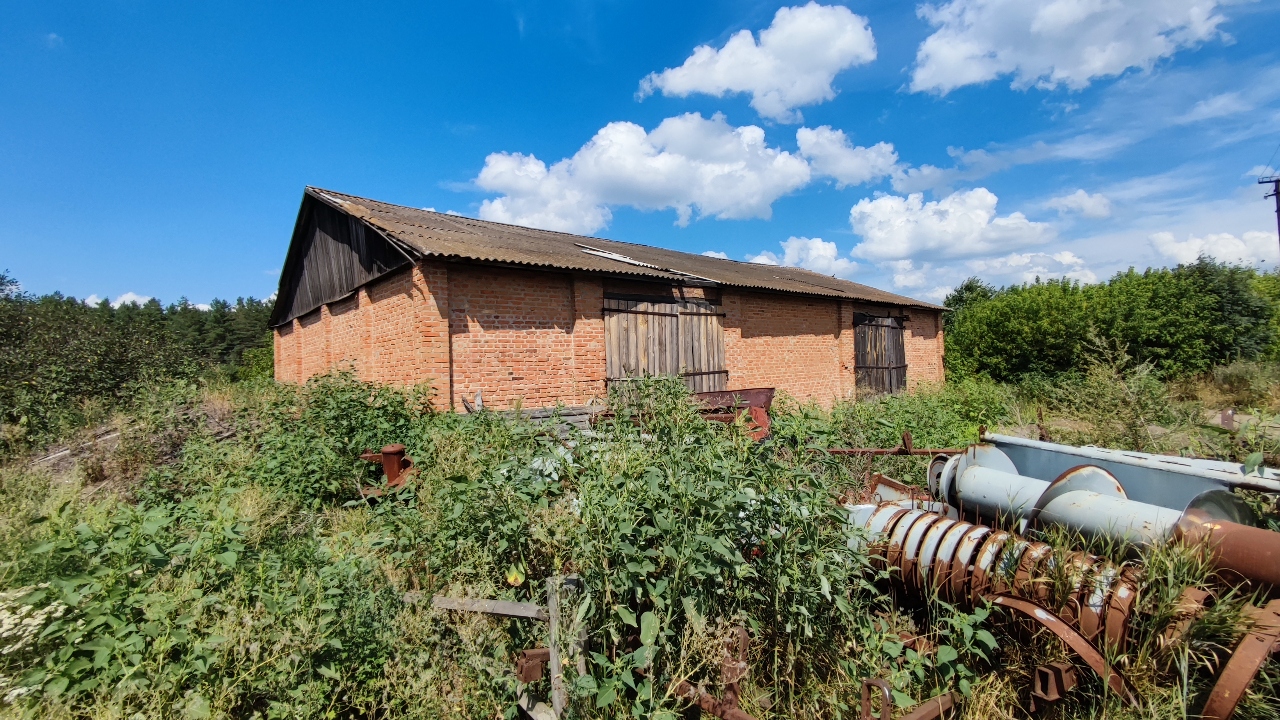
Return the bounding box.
[0,370,1275,719]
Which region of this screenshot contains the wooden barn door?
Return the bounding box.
[604,298,727,392]
[679,301,727,392]
[854,315,907,396]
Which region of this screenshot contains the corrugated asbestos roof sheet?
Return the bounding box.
[307,187,946,310]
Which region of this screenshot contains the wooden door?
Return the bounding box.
[854,315,907,395]
[604,297,727,392]
[678,300,727,392]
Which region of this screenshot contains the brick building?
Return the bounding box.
[271,188,946,410]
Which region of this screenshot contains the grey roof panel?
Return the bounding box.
[307,187,945,310]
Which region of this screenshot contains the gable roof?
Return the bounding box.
[299,186,945,310]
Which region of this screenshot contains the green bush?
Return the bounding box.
[945,258,1276,381]
[945,279,1090,379]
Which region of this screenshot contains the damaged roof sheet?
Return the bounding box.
[307,187,945,310]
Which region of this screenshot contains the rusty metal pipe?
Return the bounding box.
[898,692,955,720]
[1175,511,1280,587]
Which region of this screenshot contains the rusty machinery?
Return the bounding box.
[836,432,1280,719]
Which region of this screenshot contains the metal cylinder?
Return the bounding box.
[1175,510,1280,587]
[1038,490,1183,547]
[954,466,1050,521]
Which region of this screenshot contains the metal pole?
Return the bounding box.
[1261,176,1280,255]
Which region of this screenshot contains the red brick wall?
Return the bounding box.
[272,260,945,409]
[571,277,607,404]
[723,290,846,405]
[271,263,452,406]
[360,264,450,391]
[327,293,365,372]
[904,311,945,389]
[447,265,581,410]
[296,307,328,380]
[274,320,299,383]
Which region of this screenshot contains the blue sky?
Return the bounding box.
[3,0,1280,306]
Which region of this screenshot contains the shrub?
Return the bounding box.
[945,258,1276,382]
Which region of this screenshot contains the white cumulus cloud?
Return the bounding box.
[1149,230,1280,266]
[85,292,153,308]
[1046,189,1112,218]
[746,236,858,278]
[966,250,1097,284]
[638,2,876,123]
[701,250,731,259]
[849,188,1055,261]
[883,259,929,289]
[796,126,898,188]
[911,0,1231,95]
[476,113,811,234]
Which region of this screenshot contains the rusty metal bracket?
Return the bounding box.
[672,680,758,720]
[986,594,1138,707]
[857,474,934,506]
[517,648,552,683]
[1200,600,1280,720]
[669,626,757,720]
[695,388,774,441]
[1161,587,1212,649]
[1029,662,1077,712]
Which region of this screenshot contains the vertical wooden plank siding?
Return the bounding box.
[603,297,726,391]
[854,315,907,395]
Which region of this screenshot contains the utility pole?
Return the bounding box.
[1263,175,1280,249]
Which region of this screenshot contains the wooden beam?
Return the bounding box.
[431,596,549,621]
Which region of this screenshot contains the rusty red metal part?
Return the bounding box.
[1161,587,1212,649]
[1029,662,1078,712]
[867,504,1136,651]
[860,678,893,720]
[1200,600,1280,720]
[695,388,774,441]
[672,680,757,720]
[358,443,414,496]
[516,647,551,684]
[898,692,955,720]
[986,594,1138,707]
[857,473,934,507]
[828,431,961,457]
[670,625,757,720]
[1175,510,1280,587]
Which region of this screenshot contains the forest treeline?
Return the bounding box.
[0,271,272,449]
[944,257,1280,381]
[3,257,1280,453]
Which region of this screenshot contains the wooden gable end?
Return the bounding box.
[269,192,413,326]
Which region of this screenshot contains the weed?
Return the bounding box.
[0,371,1275,719]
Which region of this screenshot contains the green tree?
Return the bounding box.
[943,277,995,332]
[945,279,1090,380]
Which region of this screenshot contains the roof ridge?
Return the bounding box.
[302,186,945,310]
